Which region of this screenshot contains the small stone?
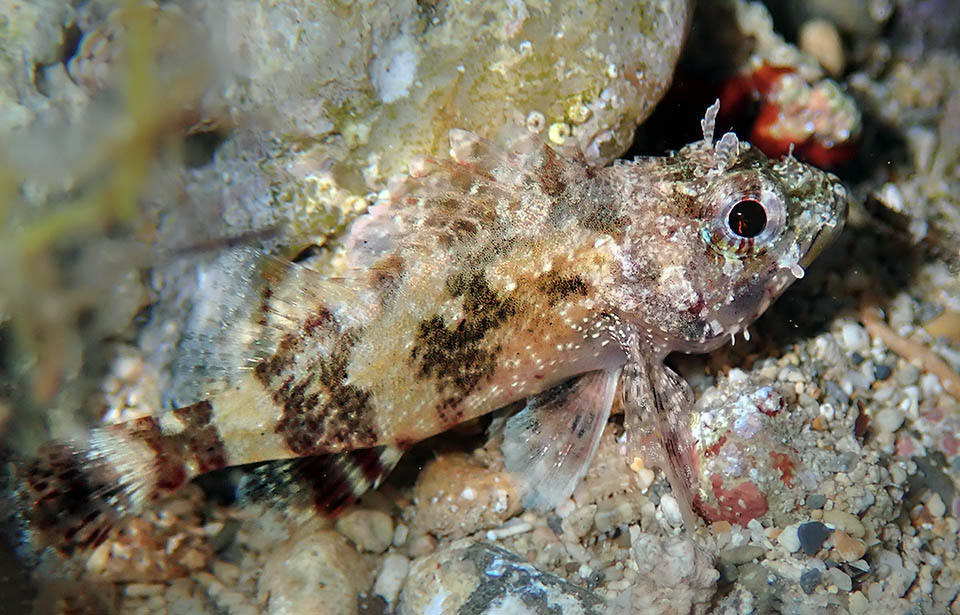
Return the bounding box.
[805,494,827,510]
[873,363,892,380]
[373,553,410,609]
[335,509,394,553]
[833,531,867,562]
[777,524,801,553]
[850,352,865,366]
[822,509,865,538]
[400,540,604,614]
[848,591,871,615]
[412,454,521,538]
[797,522,833,556]
[799,568,822,594]
[825,567,853,592]
[260,530,371,615]
[798,19,845,76]
[393,523,409,547]
[561,504,597,539]
[875,408,905,434]
[719,545,766,566]
[660,494,683,526]
[614,535,719,615]
[407,532,436,558]
[841,323,870,353]
[927,492,946,518]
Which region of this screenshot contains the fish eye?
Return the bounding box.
[727,199,767,238]
[705,171,787,257]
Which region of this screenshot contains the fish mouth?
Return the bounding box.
[801,226,833,268]
[800,190,849,268]
[801,204,847,267]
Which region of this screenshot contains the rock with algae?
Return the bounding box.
[190,0,693,243]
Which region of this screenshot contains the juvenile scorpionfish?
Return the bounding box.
[16,103,847,553]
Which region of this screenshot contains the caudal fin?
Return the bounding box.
[15,409,215,554]
[15,438,135,554]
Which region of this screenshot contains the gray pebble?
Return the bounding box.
[805,494,827,510]
[824,380,849,405]
[799,568,822,594]
[916,301,942,324]
[873,363,892,380]
[717,561,739,584]
[839,451,859,472]
[875,408,905,433]
[915,456,956,506]
[720,545,766,566]
[897,363,920,386]
[546,515,564,537]
[797,522,833,556]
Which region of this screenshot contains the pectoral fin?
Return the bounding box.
[501,369,621,510]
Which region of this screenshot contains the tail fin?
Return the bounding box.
[239,445,403,515]
[15,404,225,554]
[16,438,134,554]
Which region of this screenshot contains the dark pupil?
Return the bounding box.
[728,199,767,238]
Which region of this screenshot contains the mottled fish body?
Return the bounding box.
[16,103,847,553]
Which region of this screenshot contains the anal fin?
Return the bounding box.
[501,369,621,511]
[238,445,403,515]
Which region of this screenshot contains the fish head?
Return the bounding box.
[605,129,848,355]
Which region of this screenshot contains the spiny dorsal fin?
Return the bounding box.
[344,129,591,270]
[170,246,368,402]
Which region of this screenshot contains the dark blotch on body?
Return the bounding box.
[172,400,228,474]
[254,306,378,456]
[411,271,517,424]
[537,271,588,306]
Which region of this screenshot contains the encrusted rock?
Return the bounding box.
[412,453,522,538]
[399,540,605,615]
[606,534,718,615]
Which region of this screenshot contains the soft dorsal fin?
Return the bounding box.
[170,246,367,402]
[501,368,621,510]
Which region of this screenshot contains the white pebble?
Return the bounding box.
[659,494,682,526]
[635,468,655,492]
[485,521,533,541]
[841,323,870,352]
[392,523,409,547]
[373,553,409,608]
[778,524,801,553]
[799,19,845,75]
[335,509,394,553]
[927,493,946,518]
[874,408,905,434]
